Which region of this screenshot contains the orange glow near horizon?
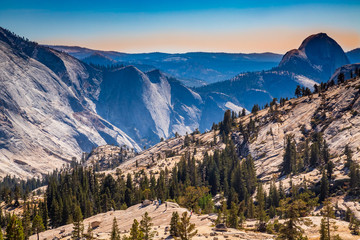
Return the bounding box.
[41,28,360,54]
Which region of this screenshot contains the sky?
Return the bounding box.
[0,0,359,53]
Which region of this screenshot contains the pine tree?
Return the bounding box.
[110,217,121,240]
[140,212,156,240]
[277,198,308,240]
[125,174,133,207]
[246,197,255,219]
[129,219,143,240]
[177,212,197,240]
[72,206,84,240]
[295,85,302,98]
[319,218,329,240]
[278,181,286,200]
[49,197,61,227]
[40,194,49,230]
[184,135,191,147]
[319,199,335,240]
[344,144,353,169]
[256,182,267,232]
[310,142,320,167]
[220,110,232,135]
[13,185,20,207]
[5,215,25,240]
[32,215,45,240]
[282,135,297,175]
[228,202,239,229]
[22,204,31,240]
[251,104,260,114]
[269,181,280,218]
[349,162,360,192]
[337,72,345,84]
[322,140,330,164]
[170,212,180,237]
[327,161,334,180]
[320,170,329,203]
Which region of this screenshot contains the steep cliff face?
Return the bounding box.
[97,67,203,146]
[279,33,350,81]
[0,27,140,178]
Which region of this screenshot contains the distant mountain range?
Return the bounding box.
[0,26,358,177]
[48,45,283,86]
[49,43,359,87]
[196,33,351,111]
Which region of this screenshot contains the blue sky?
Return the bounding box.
[0,0,359,53]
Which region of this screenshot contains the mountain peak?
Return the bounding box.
[279,33,350,81]
[298,32,344,54]
[305,32,328,38]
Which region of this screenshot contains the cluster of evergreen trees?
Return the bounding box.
[45,165,146,228]
[280,133,360,204]
[0,175,47,206]
[280,132,337,204]
[107,210,197,240]
[0,204,45,240]
[199,145,257,204]
[281,133,331,176]
[295,68,360,100]
[0,137,257,238]
[41,141,254,232]
[250,97,288,118]
[295,85,312,98]
[88,63,125,71]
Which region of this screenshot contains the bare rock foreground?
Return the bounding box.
[30,201,356,240]
[30,202,273,240]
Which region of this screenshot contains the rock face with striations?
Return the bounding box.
[97,67,203,146]
[0,27,140,178]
